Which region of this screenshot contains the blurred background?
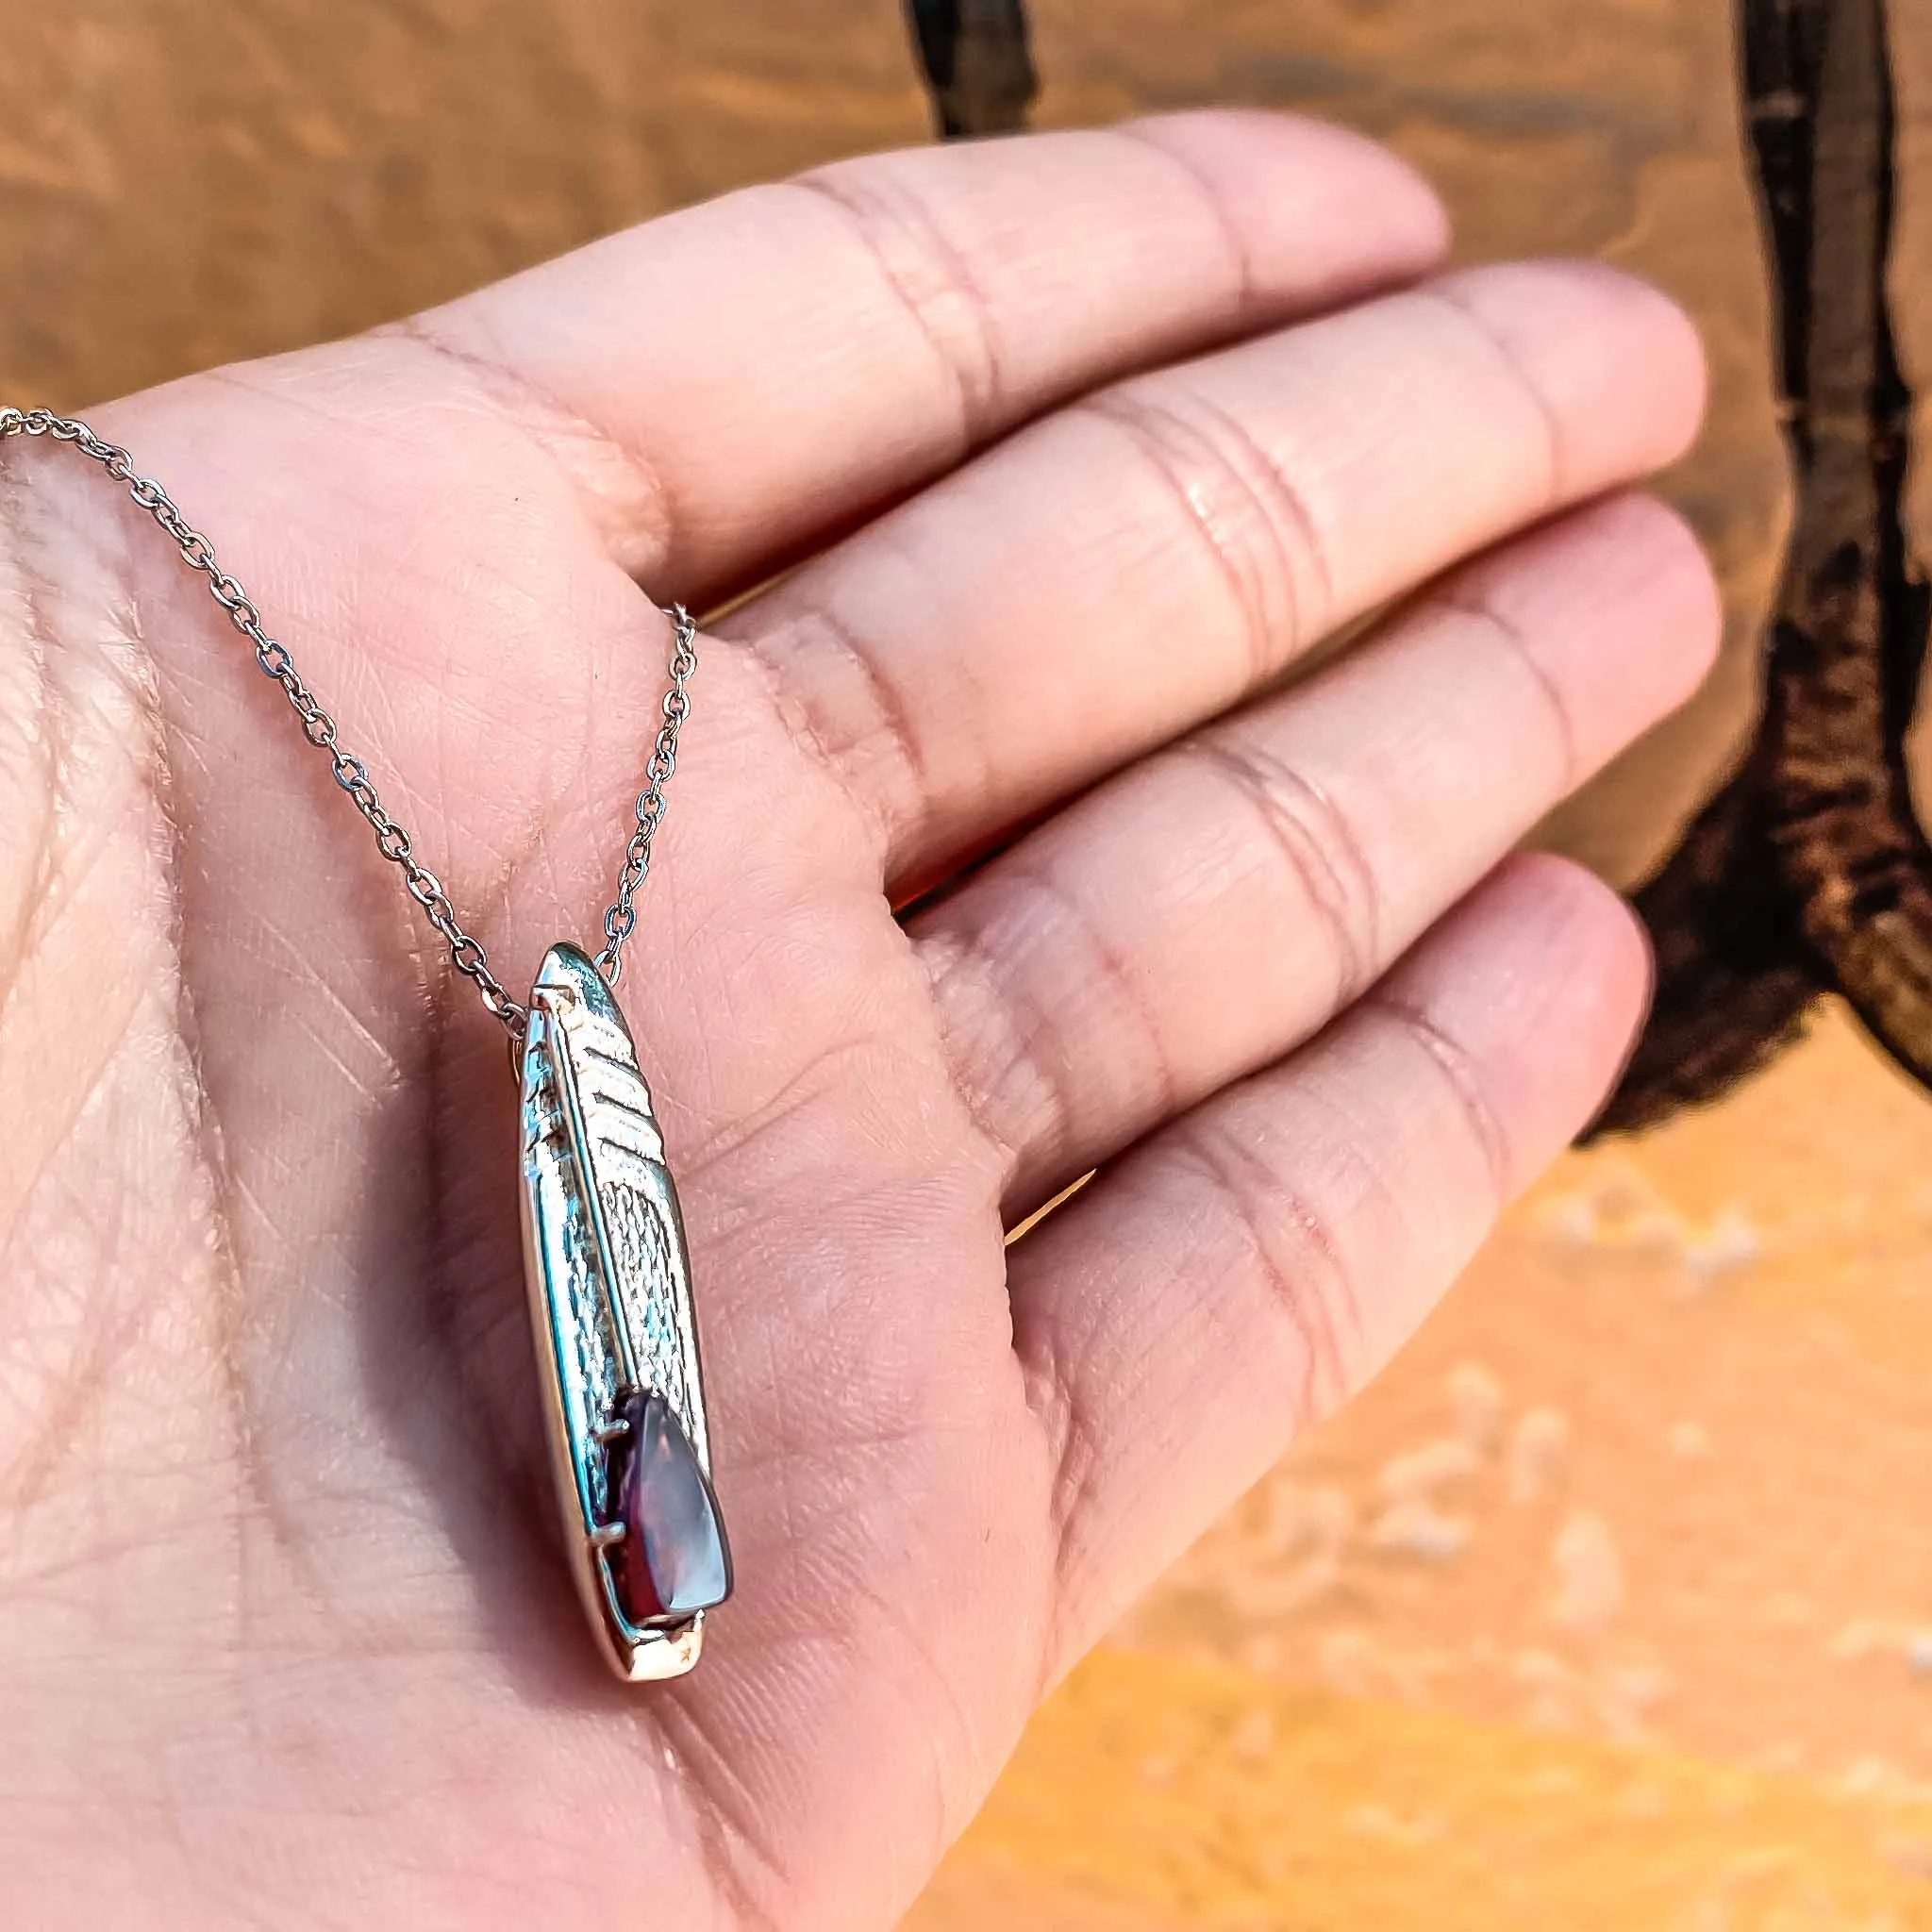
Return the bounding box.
[7,3,1932,1925]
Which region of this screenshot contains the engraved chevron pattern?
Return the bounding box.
[517,941,714,1680]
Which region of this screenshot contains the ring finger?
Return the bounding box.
[912,490,1719,1214]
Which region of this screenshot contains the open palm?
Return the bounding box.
[0,113,1714,1930]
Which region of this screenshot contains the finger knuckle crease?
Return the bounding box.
[788,171,1006,446]
[1420,283,1569,506]
[921,923,1058,1186]
[1083,385,1330,685]
[1183,734,1380,1000]
[926,866,1178,1194]
[1171,1123,1358,1427]
[375,314,674,573]
[1107,126,1258,318]
[1435,583,1580,789]
[733,604,924,854]
[1371,989,1513,1201]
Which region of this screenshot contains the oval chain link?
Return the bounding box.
[594,609,696,988]
[0,406,695,1039]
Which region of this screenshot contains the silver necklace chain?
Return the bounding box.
[0,405,696,1040]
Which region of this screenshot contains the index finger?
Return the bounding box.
[393,111,1449,594]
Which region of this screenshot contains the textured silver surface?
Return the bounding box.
[518,941,713,1681]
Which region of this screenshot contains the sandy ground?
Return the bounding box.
[6,2,1932,1924]
[912,1001,1932,1927]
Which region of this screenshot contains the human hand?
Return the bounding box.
[0,112,1714,1929]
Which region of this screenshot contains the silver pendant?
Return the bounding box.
[517,941,731,1681]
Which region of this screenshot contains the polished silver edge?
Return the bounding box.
[519,941,713,1682]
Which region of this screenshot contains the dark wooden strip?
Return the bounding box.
[1594,0,1932,1133]
[904,0,1037,139]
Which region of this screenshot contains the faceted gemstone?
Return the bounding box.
[608,1389,732,1626]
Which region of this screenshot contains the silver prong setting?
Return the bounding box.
[522,941,722,1681]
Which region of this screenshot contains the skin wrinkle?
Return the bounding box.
[247,915,405,1084]
[374,313,675,583]
[644,1691,795,1932]
[923,914,1072,1188]
[1177,730,1382,1003]
[1364,984,1516,1204]
[680,1030,924,1186]
[0,480,75,1037]
[732,603,928,865]
[80,458,491,1069]
[1036,1118,1357,1644]
[0,520,174,1237]
[0,1500,244,1593]
[1110,125,1260,324]
[720,1409,1010,1477]
[828,1565,1013,1892]
[1185,379,1339,632]
[693,652,1018,1244]
[0,527,260,1653]
[1167,1117,1354,1425]
[0,758,138,1004]
[1434,579,1582,791]
[925,856,1182,1203]
[1080,384,1322,692]
[1417,280,1570,509]
[0,983,145,1276]
[1023,1315,1099,1693]
[101,512,325,1607]
[0,1133,160,1521]
[5,446,441,1643]
[783,171,1006,455]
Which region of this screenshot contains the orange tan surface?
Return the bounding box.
[911,1001,1932,1925]
[914,1645,1932,1929]
[6,2,1932,1925]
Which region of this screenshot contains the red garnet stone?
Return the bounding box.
[608,1389,733,1627]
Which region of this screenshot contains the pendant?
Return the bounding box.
[517,941,732,1681]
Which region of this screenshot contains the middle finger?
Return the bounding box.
[724,258,1705,890]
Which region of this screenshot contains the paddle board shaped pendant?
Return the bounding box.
[518,941,731,1681]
